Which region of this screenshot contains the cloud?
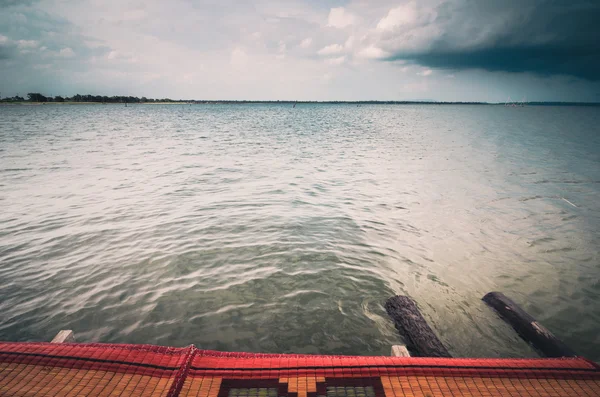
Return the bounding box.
[377,2,420,31]
[0,34,17,59]
[0,5,115,96]
[0,0,598,101]
[344,35,356,50]
[327,7,356,28]
[276,40,286,59]
[317,43,343,56]
[357,46,389,60]
[326,56,346,65]
[17,39,39,49]
[106,50,138,63]
[372,0,600,80]
[58,47,75,57]
[299,37,312,48]
[0,48,11,59]
[0,0,38,7]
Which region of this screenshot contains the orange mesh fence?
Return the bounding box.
[1,342,599,396]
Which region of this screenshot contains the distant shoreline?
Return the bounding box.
[0,101,193,106]
[1,101,599,106]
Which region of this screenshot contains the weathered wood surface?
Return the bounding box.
[385,295,451,358]
[51,330,76,344]
[391,345,411,357]
[482,292,576,357]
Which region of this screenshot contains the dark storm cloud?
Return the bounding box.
[0,37,16,60]
[0,7,102,56]
[402,46,599,80]
[0,0,38,7]
[0,5,111,81]
[383,0,600,80]
[0,48,12,59]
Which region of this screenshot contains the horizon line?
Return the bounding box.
[2,95,600,106]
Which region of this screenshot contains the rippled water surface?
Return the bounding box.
[1,104,599,360]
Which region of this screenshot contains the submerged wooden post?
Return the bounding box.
[482,292,576,357]
[385,295,451,358]
[51,330,76,344]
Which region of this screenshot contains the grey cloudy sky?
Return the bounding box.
[1,0,599,101]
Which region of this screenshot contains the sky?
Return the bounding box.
[0,0,599,102]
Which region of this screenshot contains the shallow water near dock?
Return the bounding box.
[1,104,599,360]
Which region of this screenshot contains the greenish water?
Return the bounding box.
[0,104,599,360]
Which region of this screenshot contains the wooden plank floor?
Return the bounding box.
[1,342,599,396]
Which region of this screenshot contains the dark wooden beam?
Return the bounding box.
[385,295,451,358]
[482,291,577,357]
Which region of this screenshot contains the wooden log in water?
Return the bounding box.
[385,295,451,358]
[482,292,576,357]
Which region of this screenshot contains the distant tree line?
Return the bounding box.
[1,93,598,106]
[1,94,489,105]
[1,95,26,102]
[0,93,179,103]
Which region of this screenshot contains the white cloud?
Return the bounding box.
[0,35,9,45]
[418,69,432,76]
[326,56,346,65]
[357,46,389,59]
[276,41,286,59]
[17,40,39,49]
[377,2,419,31]
[106,50,138,63]
[300,37,312,48]
[58,47,75,57]
[317,44,344,56]
[367,3,443,57]
[327,7,356,28]
[344,35,355,50]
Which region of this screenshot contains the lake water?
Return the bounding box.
[1,104,599,360]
